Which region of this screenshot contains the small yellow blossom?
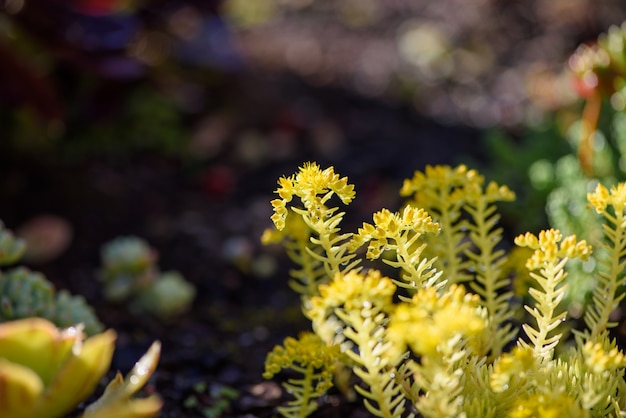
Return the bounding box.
[262,210,312,245]
[263,332,342,379]
[270,163,355,230]
[582,341,626,374]
[387,285,487,359]
[514,229,591,271]
[587,182,626,214]
[309,270,396,317]
[490,345,536,392]
[400,164,482,208]
[263,332,345,404]
[349,206,440,258]
[308,270,396,345]
[508,391,587,418]
[587,183,610,213]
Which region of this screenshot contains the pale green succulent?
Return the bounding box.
[99,236,196,319]
[0,267,103,335]
[133,271,196,319]
[0,220,26,266]
[99,236,158,302]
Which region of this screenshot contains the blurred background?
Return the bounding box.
[3,0,626,150]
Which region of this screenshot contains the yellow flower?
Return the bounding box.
[582,341,626,374]
[387,285,487,358]
[400,164,480,207]
[587,182,626,214]
[514,229,591,271]
[263,332,343,383]
[490,345,536,392]
[262,209,312,245]
[508,391,587,418]
[349,206,439,259]
[310,270,396,316]
[270,163,355,230]
[587,183,609,213]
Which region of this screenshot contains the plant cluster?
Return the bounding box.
[262,162,626,417]
[98,236,196,319]
[0,220,103,335]
[0,221,163,417]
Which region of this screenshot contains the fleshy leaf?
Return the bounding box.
[83,341,162,418]
[0,358,43,418]
[0,318,77,387]
[34,329,116,418]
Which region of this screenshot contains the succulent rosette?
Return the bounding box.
[0,318,161,418]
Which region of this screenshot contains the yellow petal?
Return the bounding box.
[0,358,43,418]
[0,318,77,386]
[34,329,116,418]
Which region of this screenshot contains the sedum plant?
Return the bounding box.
[262,162,626,417]
[0,220,103,335]
[0,317,161,418]
[98,236,196,319]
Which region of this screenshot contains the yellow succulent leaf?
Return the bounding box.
[0,358,43,418]
[82,393,162,418]
[0,318,77,387]
[34,329,116,418]
[83,341,162,418]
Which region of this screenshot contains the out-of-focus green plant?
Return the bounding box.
[99,237,158,303]
[479,23,626,315]
[570,22,626,176]
[0,220,103,335]
[98,236,195,319]
[0,317,161,418]
[0,220,27,265]
[261,162,626,417]
[133,271,197,318]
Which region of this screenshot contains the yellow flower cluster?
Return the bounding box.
[400,164,516,210]
[400,164,480,207]
[270,162,355,230]
[261,209,311,245]
[464,180,516,204]
[587,182,626,213]
[348,206,440,258]
[387,285,487,358]
[514,229,592,271]
[490,345,536,392]
[508,392,587,418]
[309,270,396,317]
[582,341,626,374]
[263,332,341,391]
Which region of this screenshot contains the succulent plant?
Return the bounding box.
[99,236,158,302]
[99,236,196,319]
[0,220,26,266]
[133,271,196,319]
[0,267,55,320]
[0,266,103,335]
[0,317,161,418]
[53,289,103,335]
